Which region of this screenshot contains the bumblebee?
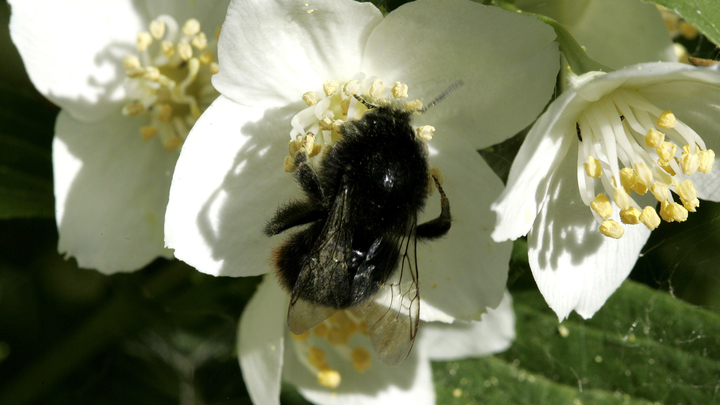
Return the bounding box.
[265,91,454,365]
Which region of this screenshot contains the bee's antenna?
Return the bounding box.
[420,80,464,113]
[353,94,375,109]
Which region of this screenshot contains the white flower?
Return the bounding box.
[164,0,559,322]
[8,0,228,273]
[238,277,515,405]
[492,62,720,320]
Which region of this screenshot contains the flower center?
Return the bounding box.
[283,75,432,172]
[121,15,220,152]
[575,88,715,238]
[290,310,372,389]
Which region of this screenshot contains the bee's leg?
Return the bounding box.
[294,151,324,202]
[264,199,324,236]
[416,175,451,240]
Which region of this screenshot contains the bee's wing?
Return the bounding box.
[288,186,353,334]
[287,298,337,335]
[357,219,419,366]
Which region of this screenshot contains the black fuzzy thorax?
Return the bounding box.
[321,106,429,239]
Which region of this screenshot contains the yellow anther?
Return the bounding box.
[122,101,145,116]
[283,156,296,172]
[143,66,161,81]
[590,194,613,219]
[620,167,637,193]
[620,207,641,225]
[149,19,166,39]
[140,126,158,141]
[633,161,654,187]
[656,110,677,129]
[199,50,214,65]
[650,182,669,202]
[698,149,715,173]
[369,78,384,98]
[317,370,341,389]
[392,82,409,98]
[639,206,661,230]
[323,80,339,96]
[658,158,677,176]
[644,128,665,148]
[191,32,208,50]
[177,41,193,61]
[614,187,632,210]
[332,119,344,133]
[300,134,316,154]
[404,99,423,111]
[343,80,360,97]
[123,55,141,70]
[599,220,624,239]
[288,139,300,156]
[584,156,602,179]
[162,136,182,152]
[209,62,220,75]
[656,141,677,161]
[676,180,699,212]
[351,348,372,373]
[319,117,334,130]
[679,21,699,39]
[680,144,699,175]
[309,144,322,158]
[313,322,329,337]
[291,330,310,342]
[660,200,688,222]
[136,32,153,52]
[308,346,329,370]
[416,125,435,141]
[302,91,318,106]
[157,104,173,122]
[182,18,201,37]
[160,41,175,57]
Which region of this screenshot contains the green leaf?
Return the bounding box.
[650,0,720,46]
[434,281,720,404]
[0,82,57,219]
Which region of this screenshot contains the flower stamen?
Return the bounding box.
[289,310,375,389]
[285,76,435,173]
[122,15,220,152]
[575,88,714,237]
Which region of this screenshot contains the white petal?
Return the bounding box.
[491,91,581,242]
[362,0,559,149]
[421,290,515,360]
[54,110,175,273]
[238,278,287,405]
[517,0,675,68]
[418,132,511,322]
[164,95,297,277]
[8,0,143,121]
[527,158,651,320]
[213,0,382,107]
[142,0,230,30]
[284,333,435,405]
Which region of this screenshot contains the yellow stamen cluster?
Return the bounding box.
[285,76,436,173]
[290,310,374,389]
[122,15,219,152]
[576,89,714,239]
